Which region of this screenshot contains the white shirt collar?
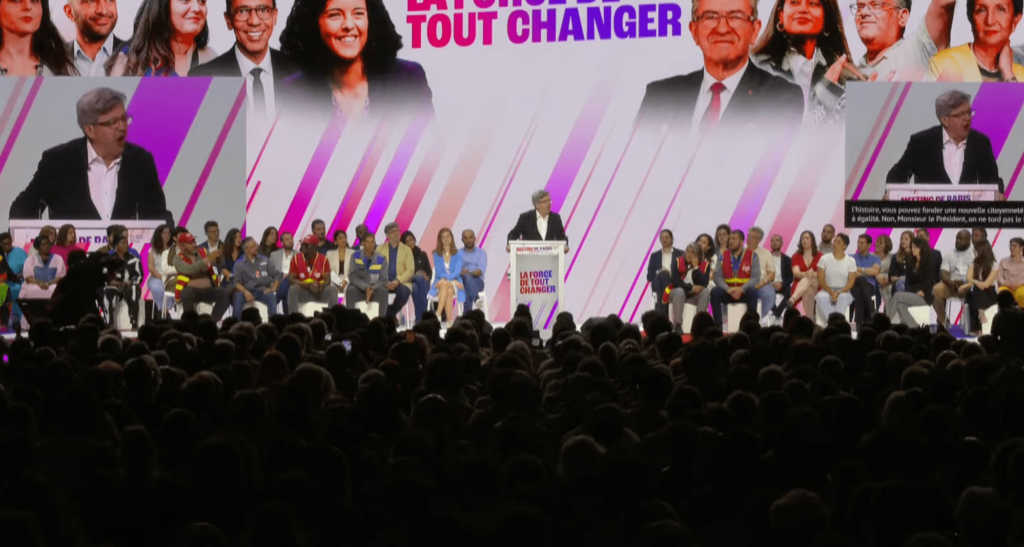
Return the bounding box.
[86,139,121,166]
[235,45,273,77]
[536,210,548,221]
[942,128,967,148]
[73,33,116,62]
[700,59,749,96]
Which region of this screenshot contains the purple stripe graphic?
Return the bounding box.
[970,83,1024,157]
[545,87,612,210]
[179,84,246,228]
[126,78,211,185]
[480,116,539,246]
[0,79,27,150]
[363,116,429,232]
[852,83,912,201]
[544,302,559,330]
[0,77,42,179]
[728,136,791,229]
[279,117,346,238]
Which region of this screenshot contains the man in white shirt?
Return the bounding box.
[815,233,858,324]
[636,0,803,132]
[191,0,298,124]
[747,227,777,323]
[270,231,296,313]
[63,0,124,76]
[852,0,953,81]
[646,229,685,320]
[933,229,976,325]
[9,88,171,223]
[506,190,569,253]
[886,90,1004,199]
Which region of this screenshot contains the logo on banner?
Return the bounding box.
[521,269,556,294]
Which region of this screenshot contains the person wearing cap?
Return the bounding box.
[173,232,231,320]
[288,234,338,313]
[347,232,389,315]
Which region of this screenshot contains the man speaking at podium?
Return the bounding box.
[885,90,1004,201]
[9,88,173,223]
[507,190,569,253]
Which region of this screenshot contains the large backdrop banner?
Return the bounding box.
[25,0,1024,321]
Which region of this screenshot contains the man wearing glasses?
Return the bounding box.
[885,90,1005,201]
[636,0,803,132]
[851,0,954,81]
[9,88,173,223]
[190,0,297,124]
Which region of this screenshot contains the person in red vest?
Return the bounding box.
[288,234,338,314]
[172,232,231,320]
[710,229,761,329]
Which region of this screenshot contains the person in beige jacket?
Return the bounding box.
[377,222,415,320]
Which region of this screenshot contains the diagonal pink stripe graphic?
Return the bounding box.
[279,116,346,238]
[544,86,613,211]
[846,85,899,197]
[332,122,394,234]
[0,77,43,179]
[126,78,212,186]
[0,78,27,149]
[179,84,246,228]
[394,137,446,233]
[363,115,430,232]
[479,114,540,247]
[852,83,912,201]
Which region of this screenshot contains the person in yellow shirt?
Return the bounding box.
[928,0,1024,81]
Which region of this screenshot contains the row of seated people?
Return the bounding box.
[649,224,1024,337]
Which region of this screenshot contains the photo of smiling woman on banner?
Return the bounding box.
[277,0,433,118]
[107,0,217,76]
[0,0,76,75]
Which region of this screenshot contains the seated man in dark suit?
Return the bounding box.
[886,89,1004,200]
[9,88,173,224]
[190,0,297,125]
[506,190,569,254]
[647,229,685,323]
[636,0,803,133]
[62,0,124,76]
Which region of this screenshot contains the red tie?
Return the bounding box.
[701,82,726,132]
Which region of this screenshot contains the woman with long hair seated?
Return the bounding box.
[789,230,822,318]
[752,0,853,128]
[874,234,894,310]
[104,233,143,330]
[20,234,65,300]
[965,239,999,335]
[147,224,176,313]
[887,237,936,328]
[278,0,433,118]
[429,227,462,327]
[0,0,76,75]
[888,230,914,294]
[221,228,243,274]
[52,224,81,265]
[259,227,279,257]
[325,229,353,293]
[107,0,217,76]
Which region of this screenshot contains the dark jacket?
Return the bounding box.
[886,126,1004,194]
[507,211,568,245]
[190,47,299,82]
[9,138,173,224]
[636,61,804,131]
[647,248,685,284]
[412,246,432,281]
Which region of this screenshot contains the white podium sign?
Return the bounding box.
[10,220,165,252]
[509,241,565,332]
[886,184,999,202]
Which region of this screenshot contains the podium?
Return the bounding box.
[509,241,565,333]
[9,220,165,251]
[886,184,1000,202]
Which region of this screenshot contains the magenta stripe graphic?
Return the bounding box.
[393,138,446,232]
[0,78,27,147]
[728,134,793,229]
[564,130,611,230]
[126,78,211,185]
[970,83,1024,157]
[545,88,612,210]
[179,85,246,228]
[247,117,279,186]
[852,83,912,201]
[567,124,644,280]
[544,302,559,330]
[480,114,539,246]
[0,77,42,178]
[332,123,392,233]
[279,117,346,237]
[363,115,429,233]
